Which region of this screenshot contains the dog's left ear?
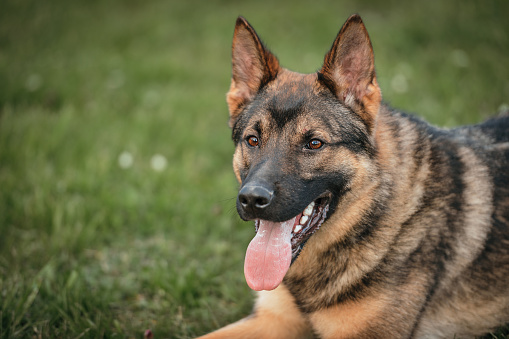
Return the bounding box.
[320,14,381,132]
[227,17,280,128]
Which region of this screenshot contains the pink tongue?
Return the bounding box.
[244,217,296,291]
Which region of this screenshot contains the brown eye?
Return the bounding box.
[308,139,323,150]
[247,136,259,147]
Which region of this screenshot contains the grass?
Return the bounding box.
[0,0,508,338]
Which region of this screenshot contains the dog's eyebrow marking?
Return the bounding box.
[253,120,262,136]
[268,91,305,130]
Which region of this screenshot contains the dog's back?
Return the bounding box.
[459,112,509,144]
[375,108,509,337]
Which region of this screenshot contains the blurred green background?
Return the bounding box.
[1,0,508,338]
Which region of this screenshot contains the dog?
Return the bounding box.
[197,14,509,338]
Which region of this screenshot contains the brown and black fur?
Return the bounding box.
[198,14,509,339]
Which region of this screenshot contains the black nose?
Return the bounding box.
[238,184,274,211]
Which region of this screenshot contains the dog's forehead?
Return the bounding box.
[235,69,348,141]
[262,70,323,129]
[267,71,317,106]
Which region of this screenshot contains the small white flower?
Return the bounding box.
[150,154,167,172]
[118,151,134,169]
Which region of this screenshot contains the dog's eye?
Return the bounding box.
[247,136,259,147]
[307,139,323,150]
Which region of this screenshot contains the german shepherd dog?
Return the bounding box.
[198,14,509,339]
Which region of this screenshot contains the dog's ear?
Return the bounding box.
[227,17,280,128]
[320,14,381,132]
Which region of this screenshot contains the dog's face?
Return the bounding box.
[227,15,382,291]
[232,70,376,222]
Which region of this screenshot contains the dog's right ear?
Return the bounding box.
[227,17,280,128]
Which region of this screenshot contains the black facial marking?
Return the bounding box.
[232,112,249,143]
[268,94,304,130]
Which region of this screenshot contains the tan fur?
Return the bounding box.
[197,285,313,339]
[308,295,387,339]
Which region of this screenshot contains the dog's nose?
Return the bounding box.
[238,184,274,211]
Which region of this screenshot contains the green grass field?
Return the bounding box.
[1,0,508,338]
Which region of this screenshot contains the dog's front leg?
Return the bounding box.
[308,291,424,339]
[196,285,314,339]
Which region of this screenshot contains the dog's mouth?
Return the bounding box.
[244,195,330,291]
[255,196,329,261]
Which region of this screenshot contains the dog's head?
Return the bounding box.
[227,15,382,291]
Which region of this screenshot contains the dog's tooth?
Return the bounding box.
[294,225,303,233]
[299,215,309,225]
[303,202,314,216]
